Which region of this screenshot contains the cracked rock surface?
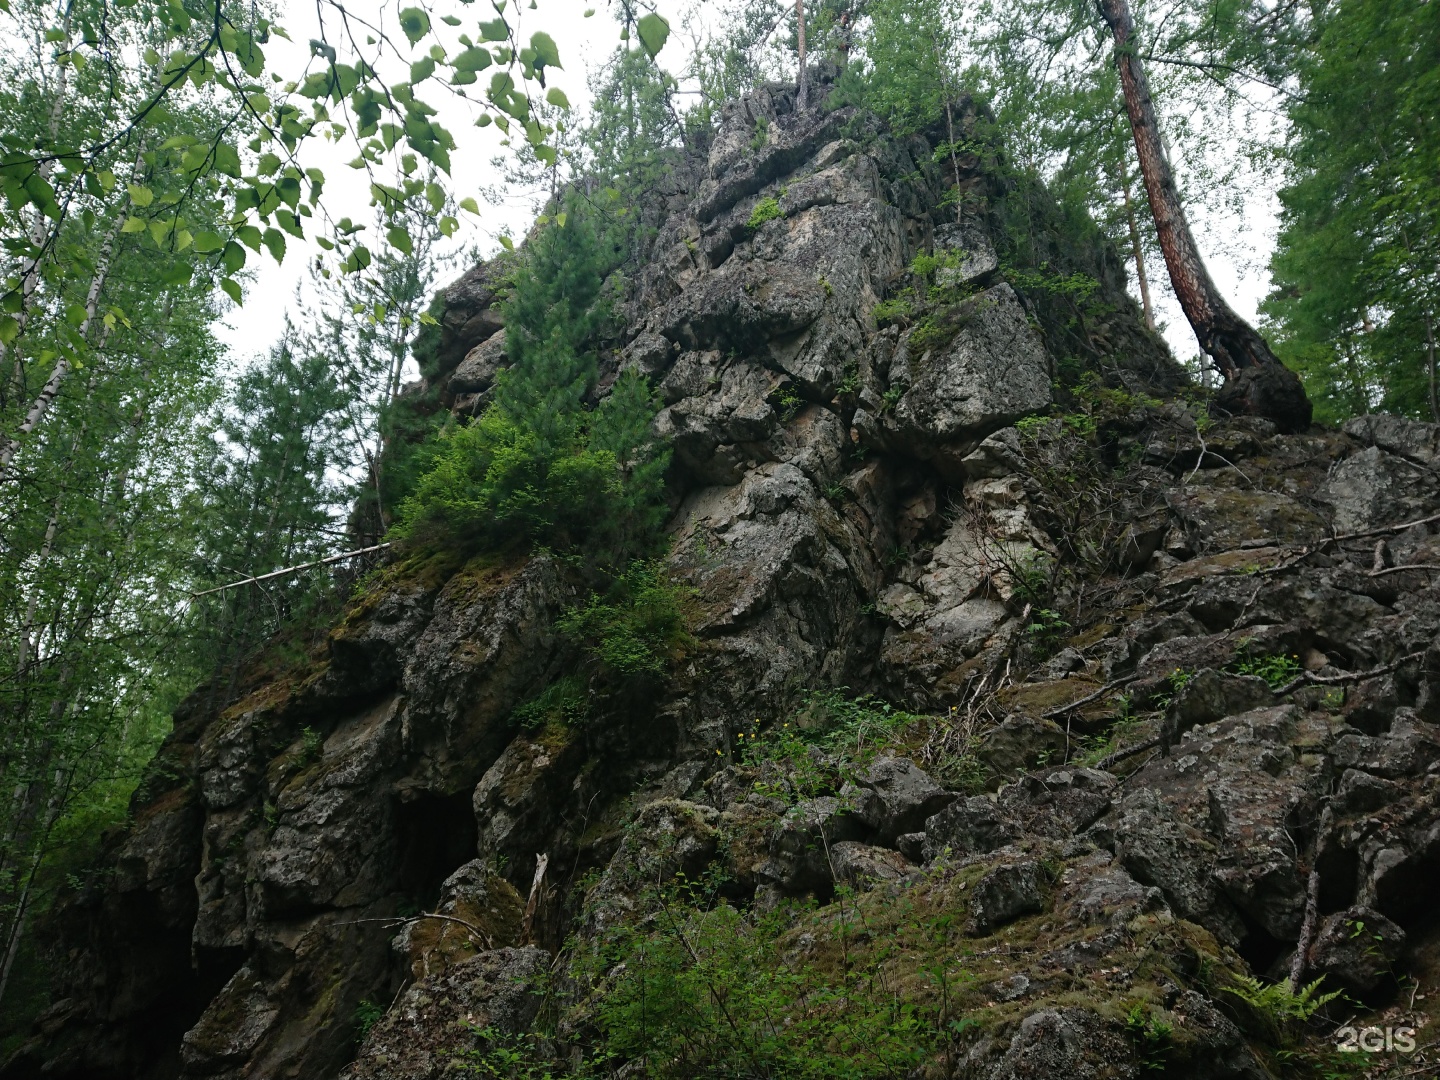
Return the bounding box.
[9,81,1440,1080]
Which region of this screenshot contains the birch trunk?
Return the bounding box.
[795,0,808,111]
[1119,169,1157,332]
[0,149,137,483]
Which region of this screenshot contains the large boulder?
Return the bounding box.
[1323,445,1440,533]
[846,755,953,843]
[340,947,549,1080]
[873,283,1052,471]
[924,795,1020,862]
[1307,906,1407,997]
[966,859,1052,935]
[1344,414,1440,468]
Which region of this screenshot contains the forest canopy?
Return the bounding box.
[1,0,1437,1036]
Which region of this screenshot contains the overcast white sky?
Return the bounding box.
[214,0,1278,373]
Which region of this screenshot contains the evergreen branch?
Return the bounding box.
[1137,51,1300,101]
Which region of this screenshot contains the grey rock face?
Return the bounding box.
[923,795,1020,862]
[583,800,721,933]
[847,755,953,843]
[1324,445,1440,532]
[392,860,525,981]
[933,219,999,286]
[999,768,1117,839]
[1054,853,1166,928]
[984,1007,1136,1080]
[1331,710,1440,780]
[1307,906,1407,996]
[883,284,1051,468]
[827,841,918,889]
[763,796,867,895]
[1161,668,1274,751]
[448,326,508,410]
[340,947,549,1080]
[976,714,1068,779]
[966,860,1051,935]
[179,966,279,1074]
[1106,788,1246,947]
[1345,414,1440,468]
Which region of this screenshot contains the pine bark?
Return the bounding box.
[1098,0,1312,431]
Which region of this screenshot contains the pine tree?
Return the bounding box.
[1262,0,1440,423]
[394,203,667,567]
[187,333,350,703]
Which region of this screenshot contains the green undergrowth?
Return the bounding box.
[747,195,782,231]
[557,560,696,679]
[1228,647,1303,691]
[465,855,1254,1078]
[731,690,985,803]
[511,676,591,731]
[390,203,669,572]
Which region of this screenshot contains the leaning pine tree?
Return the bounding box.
[1098,0,1312,430]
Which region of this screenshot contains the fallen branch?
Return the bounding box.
[1289,860,1323,993]
[1369,563,1440,578]
[1042,673,1141,719]
[1097,735,1160,771]
[1323,510,1440,548]
[520,852,549,946]
[1116,750,1160,784]
[190,543,392,598]
[1238,511,1440,580]
[1274,651,1425,697]
[341,911,493,948]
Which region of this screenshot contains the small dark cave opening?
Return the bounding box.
[393,791,480,910]
[1233,907,1292,980]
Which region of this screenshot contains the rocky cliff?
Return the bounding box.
[7,83,1440,1080]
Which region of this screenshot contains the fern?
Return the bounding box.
[1223,975,1343,1024]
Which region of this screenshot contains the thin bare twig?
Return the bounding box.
[343,912,494,948]
[190,543,391,598]
[1369,564,1440,578]
[1042,673,1141,719]
[1273,652,1425,697]
[1289,860,1322,993]
[1096,736,1160,771]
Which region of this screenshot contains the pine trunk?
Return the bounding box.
[1098,0,1312,431]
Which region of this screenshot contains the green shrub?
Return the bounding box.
[584,885,934,1079]
[511,676,590,730]
[300,725,323,763]
[1229,648,1302,690]
[1125,1004,1174,1071]
[394,412,628,554]
[769,384,804,421]
[908,315,951,351]
[1023,607,1070,656]
[354,999,384,1039]
[736,690,932,803]
[557,561,694,678]
[747,195,783,231]
[392,206,670,569]
[1223,974,1343,1027]
[872,297,913,326]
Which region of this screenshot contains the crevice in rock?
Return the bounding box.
[394,792,481,912]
